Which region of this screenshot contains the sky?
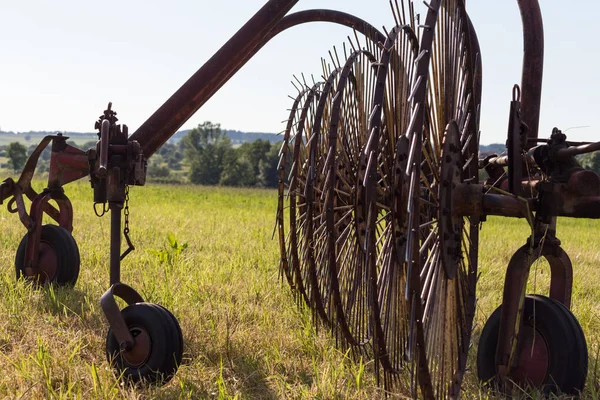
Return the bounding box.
[0,0,598,145]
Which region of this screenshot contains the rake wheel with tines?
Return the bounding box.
[279,0,483,397]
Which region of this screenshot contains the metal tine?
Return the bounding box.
[404,236,414,301]
[423,0,435,12]
[382,25,390,39]
[463,153,475,172]
[290,79,301,93]
[389,0,401,27]
[343,42,348,63]
[363,150,376,187]
[420,242,439,297]
[404,103,420,141]
[305,129,319,149]
[460,112,471,143]
[333,45,342,70]
[352,28,362,51]
[407,75,423,103]
[328,50,338,70]
[292,74,305,91]
[414,48,428,65]
[320,169,332,201]
[347,36,357,54]
[276,153,285,171]
[363,118,379,158]
[395,0,406,25]
[461,132,473,156]
[419,226,437,257]
[278,139,288,157]
[304,166,313,198]
[286,176,295,200]
[287,161,297,183]
[405,135,419,177]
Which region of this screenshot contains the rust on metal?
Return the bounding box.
[517,0,544,147]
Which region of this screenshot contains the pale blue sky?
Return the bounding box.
[0,1,598,144]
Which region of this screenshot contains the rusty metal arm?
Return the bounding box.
[517,0,544,148]
[130,5,386,159]
[554,141,600,160]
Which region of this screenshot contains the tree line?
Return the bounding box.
[1,121,282,188]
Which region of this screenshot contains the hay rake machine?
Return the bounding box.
[0,0,597,397]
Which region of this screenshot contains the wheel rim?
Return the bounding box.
[35,241,58,283]
[121,326,152,368]
[512,323,550,387]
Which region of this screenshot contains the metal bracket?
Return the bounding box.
[100,282,144,351]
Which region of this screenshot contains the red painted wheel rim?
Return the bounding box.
[34,241,58,284]
[121,327,152,368]
[512,323,550,387]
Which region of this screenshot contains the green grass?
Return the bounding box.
[0,180,598,398]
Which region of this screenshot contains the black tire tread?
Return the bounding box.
[477,294,587,395]
[15,224,80,286]
[106,302,182,385]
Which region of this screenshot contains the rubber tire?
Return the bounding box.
[149,303,184,377]
[106,302,183,385]
[15,224,80,286]
[477,294,587,395]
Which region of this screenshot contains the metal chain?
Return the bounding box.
[123,185,130,235]
[121,185,135,260]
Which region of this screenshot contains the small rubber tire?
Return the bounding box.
[106,302,183,385]
[15,224,80,286]
[477,294,587,395]
[149,303,184,377]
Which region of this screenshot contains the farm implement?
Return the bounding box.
[0,0,598,397]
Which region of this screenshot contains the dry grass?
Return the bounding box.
[0,180,598,398]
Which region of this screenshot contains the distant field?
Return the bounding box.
[0,181,598,398]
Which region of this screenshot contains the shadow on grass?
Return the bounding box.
[200,346,285,399]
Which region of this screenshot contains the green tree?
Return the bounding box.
[219,147,256,187]
[236,139,271,177]
[6,142,27,172]
[578,152,600,174]
[258,144,281,188]
[183,121,231,185]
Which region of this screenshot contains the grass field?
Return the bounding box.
[0,180,598,399]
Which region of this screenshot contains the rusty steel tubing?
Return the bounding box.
[554,140,600,160]
[517,0,544,148]
[130,5,386,158]
[110,204,122,285]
